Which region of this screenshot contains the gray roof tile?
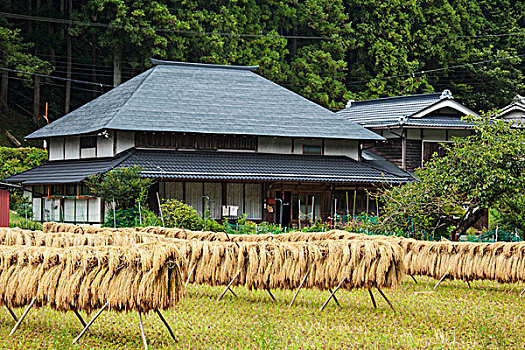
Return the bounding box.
[27,60,382,141]
[336,92,473,128]
[4,149,413,185]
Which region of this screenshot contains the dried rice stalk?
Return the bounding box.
[0,243,184,313]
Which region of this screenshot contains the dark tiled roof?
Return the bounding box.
[3,149,413,185]
[27,60,383,142]
[361,150,413,177]
[336,91,476,128]
[365,115,474,128]
[337,92,442,125]
[2,152,131,185]
[120,149,412,183]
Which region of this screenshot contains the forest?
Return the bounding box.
[0,0,524,144]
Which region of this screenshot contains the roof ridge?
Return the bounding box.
[150,58,259,72]
[351,92,442,105]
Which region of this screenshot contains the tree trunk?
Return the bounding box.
[64,0,72,113]
[59,0,64,38]
[113,44,122,87]
[1,62,8,110]
[65,34,72,114]
[33,75,40,123]
[451,208,486,241]
[91,40,97,98]
[48,0,56,66]
[27,0,32,33]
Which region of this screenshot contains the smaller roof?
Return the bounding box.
[3,153,131,185]
[337,90,477,128]
[364,115,474,129]
[3,149,413,185]
[498,95,525,121]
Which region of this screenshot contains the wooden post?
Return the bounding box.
[73,309,87,327]
[368,289,377,308]
[217,271,240,302]
[328,288,341,307]
[6,306,18,322]
[376,288,396,313]
[33,75,40,123]
[185,264,197,289]
[434,272,449,290]
[289,271,309,308]
[319,277,346,311]
[401,129,407,170]
[9,297,37,337]
[155,309,178,343]
[72,302,108,344]
[138,312,148,350]
[266,289,276,302]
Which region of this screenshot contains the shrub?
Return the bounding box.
[160,199,204,230]
[85,166,154,210]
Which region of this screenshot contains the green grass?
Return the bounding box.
[9,211,42,231]
[1,277,524,349]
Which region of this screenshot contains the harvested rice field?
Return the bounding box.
[1,277,524,349]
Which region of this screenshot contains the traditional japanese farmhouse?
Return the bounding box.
[337,90,478,172]
[4,60,412,226]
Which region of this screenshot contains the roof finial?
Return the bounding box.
[346,99,355,108]
[440,89,453,99]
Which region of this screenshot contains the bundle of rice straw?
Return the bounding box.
[0,243,185,313]
[0,227,163,248]
[11,227,406,291]
[177,239,405,290]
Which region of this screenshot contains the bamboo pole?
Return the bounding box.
[138,312,148,350]
[328,288,341,307]
[217,271,240,302]
[376,288,396,313]
[73,309,87,327]
[319,277,346,311]
[72,303,108,344]
[185,264,197,289]
[155,309,178,343]
[368,289,377,308]
[9,297,37,337]
[289,271,309,308]
[6,306,18,322]
[434,272,449,290]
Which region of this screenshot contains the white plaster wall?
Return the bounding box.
[80,148,96,158]
[88,198,101,223]
[64,137,80,159]
[422,129,447,141]
[116,131,135,154]
[293,138,322,155]
[324,139,359,160]
[97,133,114,157]
[48,137,64,160]
[257,137,292,154]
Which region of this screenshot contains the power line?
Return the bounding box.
[0,67,113,87]
[0,11,346,41]
[344,53,525,85]
[2,11,525,42]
